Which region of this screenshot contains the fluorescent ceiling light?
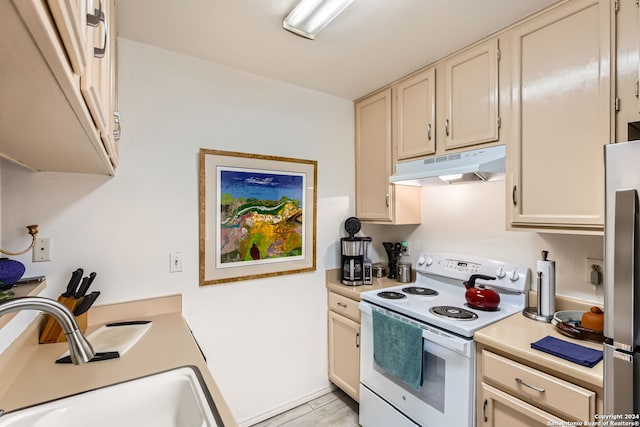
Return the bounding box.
[283,0,354,40]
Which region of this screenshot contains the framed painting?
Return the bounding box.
[199,149,317,285]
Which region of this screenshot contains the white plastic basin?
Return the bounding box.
[0,366,223,427]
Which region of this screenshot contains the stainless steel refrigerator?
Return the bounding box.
[604,139,640,415]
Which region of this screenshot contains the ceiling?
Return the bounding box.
[116,0,559,100]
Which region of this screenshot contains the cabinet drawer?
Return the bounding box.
[328,292,360,323]
[481,350,595,421]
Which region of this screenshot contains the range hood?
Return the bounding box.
[389,145,506,186]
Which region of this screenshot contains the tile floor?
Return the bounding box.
[251,389,359,427]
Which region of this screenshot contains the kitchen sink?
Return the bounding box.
[0,366,224,427]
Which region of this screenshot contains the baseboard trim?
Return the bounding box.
[238,384,336,427]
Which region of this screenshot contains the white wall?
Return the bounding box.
[1,39,355,426]
[363,181,604,303]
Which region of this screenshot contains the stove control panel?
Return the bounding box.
[444,259,480,274]
[415,252,530,293]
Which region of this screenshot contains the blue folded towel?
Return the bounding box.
[372,309,423,390]
[531,336,603,368]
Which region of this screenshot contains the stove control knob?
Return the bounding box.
[509,269,520,281]
[496,266,506,279]
[424,256,433,266]
[417,256,426,266]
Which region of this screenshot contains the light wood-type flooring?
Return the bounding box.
[251,389,359,427]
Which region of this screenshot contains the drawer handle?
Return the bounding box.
[337,302,348,308]
[515,377,545,393]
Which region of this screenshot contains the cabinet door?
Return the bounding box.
[82,0,111,134]
[328,311,360,401]
[101,0,119,167]
[355,89,393,221]
[444,38,499,150]
[509,0,610,231]
[614,0,640,141]
[394,68,436,160]
[46,0,88,76]
[479,383,564,427]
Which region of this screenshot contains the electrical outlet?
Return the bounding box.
[33,238,52,262]
[170,252,183,273]
[585,257,604,285]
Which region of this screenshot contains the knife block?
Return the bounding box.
[39,296,88,344]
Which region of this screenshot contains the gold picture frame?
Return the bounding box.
[199,149,317,285]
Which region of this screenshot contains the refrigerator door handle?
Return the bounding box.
[610,189,639,350]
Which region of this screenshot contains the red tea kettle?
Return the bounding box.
[464,274,500,310]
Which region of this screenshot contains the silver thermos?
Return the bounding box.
[522,250,556,322]
[397,250,412,283]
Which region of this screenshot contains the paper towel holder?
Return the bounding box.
[522,250,555,322]
[522,272,554,322]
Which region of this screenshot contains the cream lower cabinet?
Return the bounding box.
[328,292,361,401]
[355,89,422,224]
[480,383,564,427]
[478,349,597,426]
[508,0,611,233]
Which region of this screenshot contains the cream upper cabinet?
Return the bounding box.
[46,0,88,77]
[615,0,640,141]
[0,0,117,175]
[355,89,421,224]
[82,0,120,167]
[508,0,611,233]
[443,38,500,150]
[394,68,436,160]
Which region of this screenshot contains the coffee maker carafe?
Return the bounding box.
[341,217,372,286]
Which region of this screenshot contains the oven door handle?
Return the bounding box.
[421,327,471,356]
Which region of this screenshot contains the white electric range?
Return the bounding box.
[358,252,530,427]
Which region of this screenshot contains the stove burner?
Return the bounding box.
[377,291,407,300]
[429,306,479,320]
[465,303,500,312]
[402,286,438,296]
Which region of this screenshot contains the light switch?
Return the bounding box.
[170,252,183,273]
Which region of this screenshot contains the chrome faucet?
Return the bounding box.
[0,296,95,364]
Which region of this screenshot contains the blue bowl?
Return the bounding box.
[0,259,25,290]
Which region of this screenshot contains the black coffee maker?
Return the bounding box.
[341,217,372,286]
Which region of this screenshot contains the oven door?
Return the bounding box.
[359,302,475,427]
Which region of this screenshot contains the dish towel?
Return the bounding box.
[530,335,603,368]
[372,309,423,390]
